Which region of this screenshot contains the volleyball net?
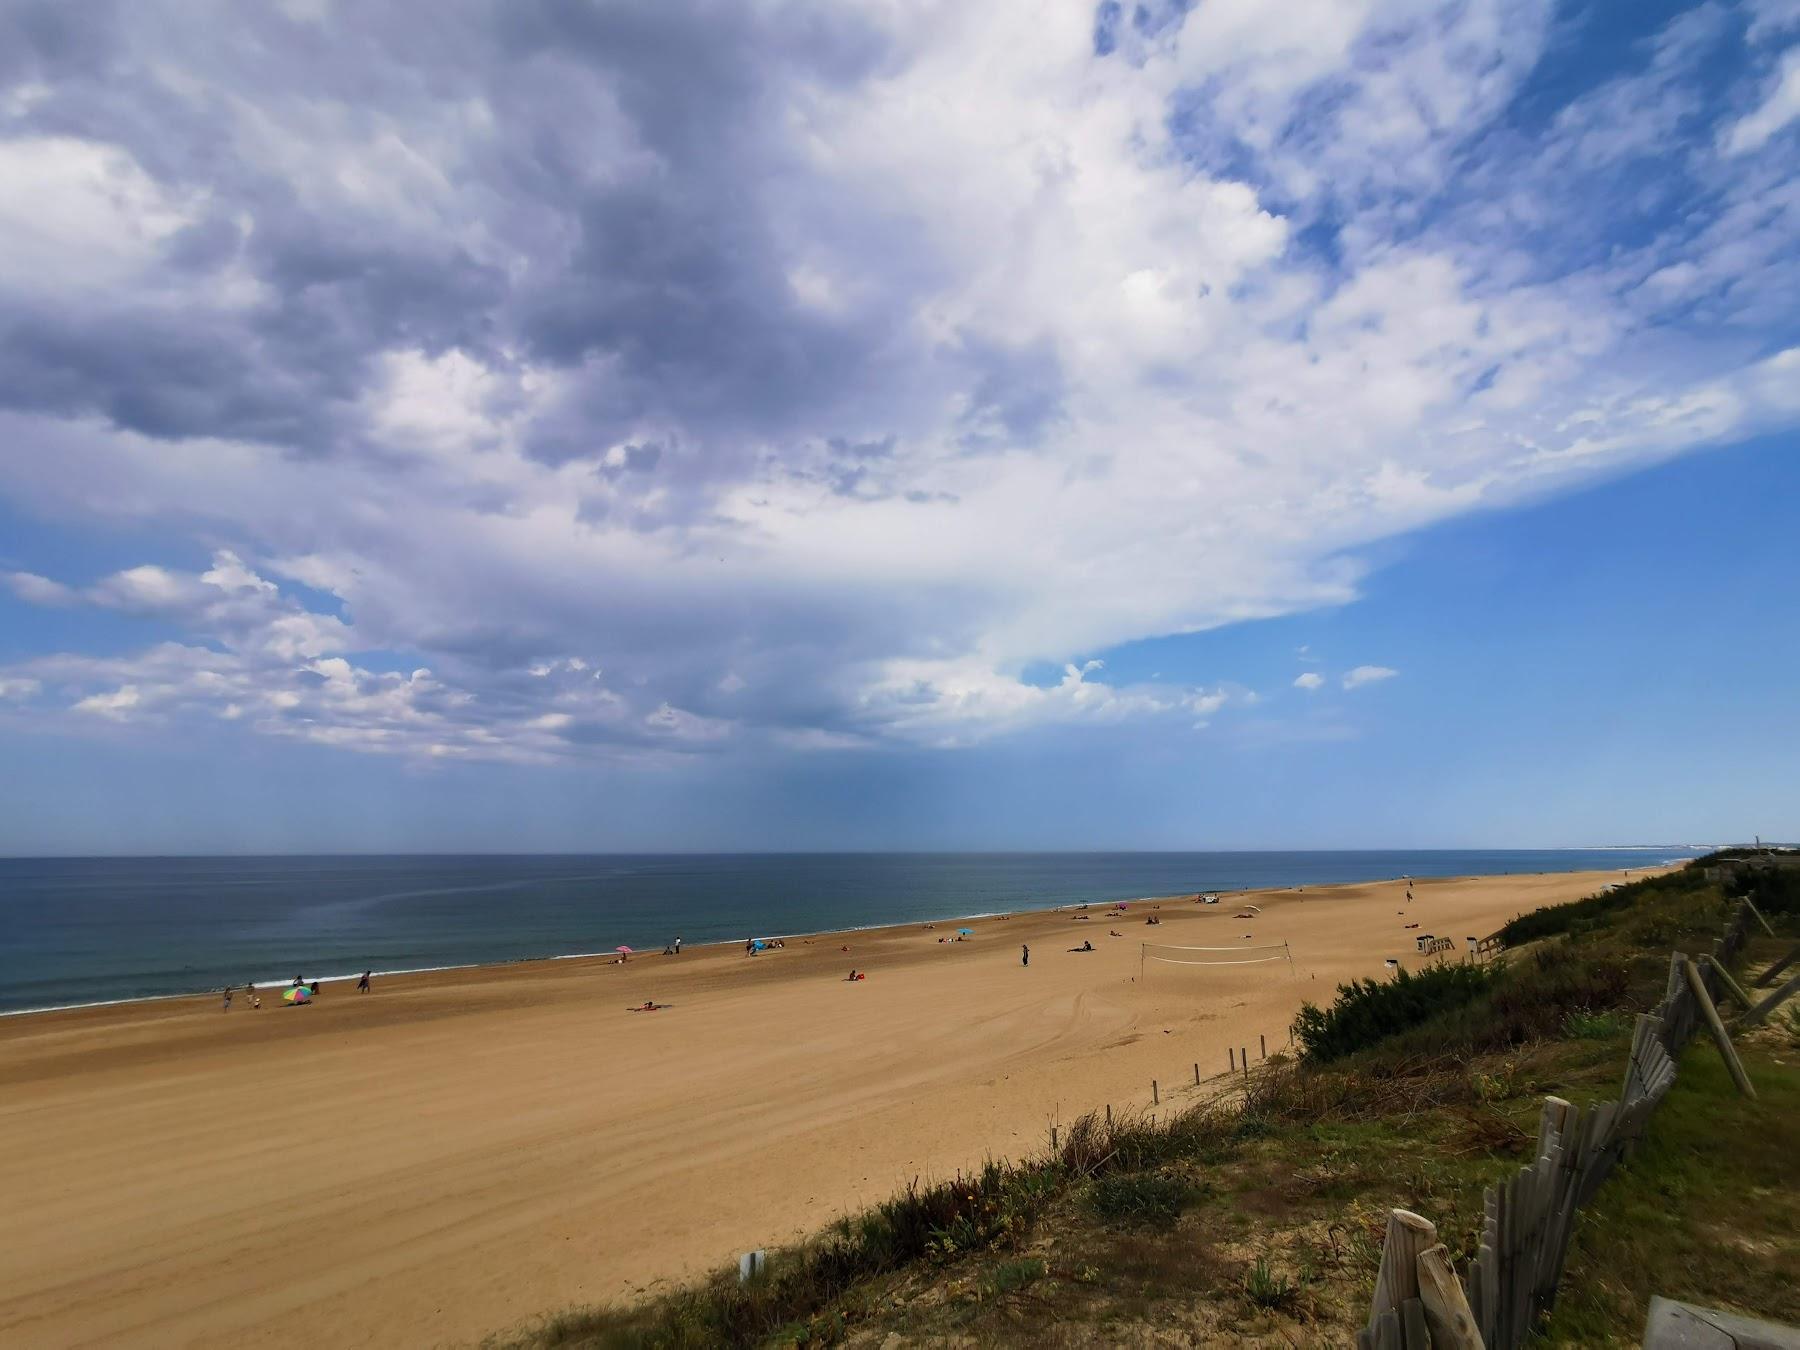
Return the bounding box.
[1140,941,1294,980]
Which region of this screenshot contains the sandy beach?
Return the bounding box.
[0,867,1655,1347]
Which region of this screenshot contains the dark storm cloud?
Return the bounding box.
[0,0,931,467]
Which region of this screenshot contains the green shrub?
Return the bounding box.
[1291,963,1497,1063]
[982,1258,1046,1296]
[1087,1171,1192,1227]
[1726,864,1800,917]
[1498,868,1703,946]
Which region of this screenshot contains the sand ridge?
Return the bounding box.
[0,866,1658,1347]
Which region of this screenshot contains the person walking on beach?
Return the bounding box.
[221,986,232,1012]
[357,970,371,994]
[674,936,683,954]
[1021,944,1029,967]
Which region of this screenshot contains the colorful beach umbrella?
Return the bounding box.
[283,986,310,1004]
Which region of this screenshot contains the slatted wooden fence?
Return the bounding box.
[1357,901,1756,1349]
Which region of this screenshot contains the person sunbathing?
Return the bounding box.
[1068,940,1094,952]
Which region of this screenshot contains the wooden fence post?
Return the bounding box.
[1416,1243,1484,1349]
[1753,942,1799,988]
[1368,1209,1438,1331]
[1683,958,1756,1098]
[1743,899,1778,938]
[1194,1062,1200,1086]
[1746,971,1800,1027]
[1229,1046,1236,1071]
[1152,1079,1159,1106]
[1260,1033,1267,1059]
[1700,955,1755,1011]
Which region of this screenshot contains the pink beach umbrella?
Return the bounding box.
[615,945,633,961]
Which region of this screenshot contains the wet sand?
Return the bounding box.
[0,866,1653,1347]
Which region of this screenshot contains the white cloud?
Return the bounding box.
[1724,48,1800,154]
[0,137,192,295]
[72,685,142,720]
[1293,672,1325,691]
[4,571,77,606]
[1342,665,1399,690]
[0,3,1795,763]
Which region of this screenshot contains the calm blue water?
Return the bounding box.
[0,850,1696,1013]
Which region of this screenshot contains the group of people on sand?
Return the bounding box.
[220,969,371,1011]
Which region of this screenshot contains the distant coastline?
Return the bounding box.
[0,848,1699,1015]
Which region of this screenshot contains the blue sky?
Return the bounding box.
[1,1,1797,853]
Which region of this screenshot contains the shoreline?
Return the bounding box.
[0,858,1692,1021]
[0,864,1670,1348]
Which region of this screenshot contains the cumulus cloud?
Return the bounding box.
[1343,665,1399,690]
[1293,672,1325,691]
[0,2,1795,761]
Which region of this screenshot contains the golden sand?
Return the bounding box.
[0,866,1655,1347]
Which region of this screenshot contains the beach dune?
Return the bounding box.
[0,868,1645,1347]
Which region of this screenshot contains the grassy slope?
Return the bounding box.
[1543,1038,1800,1344]
[498,867,1799,1348]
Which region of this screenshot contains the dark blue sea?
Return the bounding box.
[0,850,1697,1013]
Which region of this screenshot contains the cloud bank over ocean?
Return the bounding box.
[2,0,1797,764]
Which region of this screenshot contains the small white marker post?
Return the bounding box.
[738,1250,766,1282]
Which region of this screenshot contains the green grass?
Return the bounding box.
[1087,1172,1195,1227]
[1243,1256,1299,1311]
[1563,1008,1631,1040]
[1541,1042,1800,1345]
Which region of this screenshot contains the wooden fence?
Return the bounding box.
[1358,901,1761,1349]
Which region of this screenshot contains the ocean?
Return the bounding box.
[0,849,1697,1014]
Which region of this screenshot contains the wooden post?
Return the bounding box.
[1106,1103,1112,1126]
[1743,899,1778,938]
[1153,1079,1159,1106]
[1051,1125,1058,1150]
[1368,1209,1438,1329]
[1194,1062,1200,1085]
[1746,971,1800,1027]
[1700,955,1755,1011]
[1755,943,1800,987]
[1417,1245,1483,1350]
[1260,1033,1267,1059]
[1683,959,1755,1098]
[1229,1046,1236,1071]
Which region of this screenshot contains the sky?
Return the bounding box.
[1,0,1797,854]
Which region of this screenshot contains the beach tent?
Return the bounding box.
[958,928,974,935]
